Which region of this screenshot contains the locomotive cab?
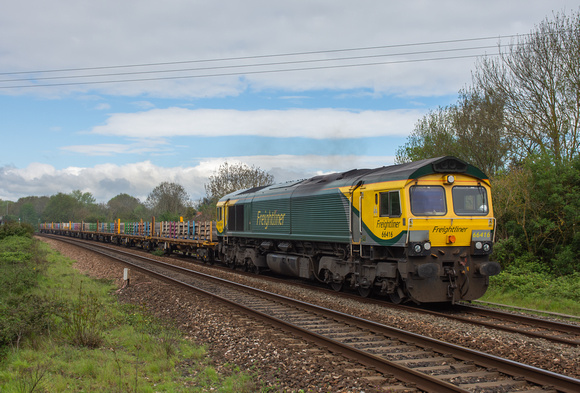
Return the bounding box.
[355,157,500,303]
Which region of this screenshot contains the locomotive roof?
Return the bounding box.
[355,156,488,183]
[220,156,488,201]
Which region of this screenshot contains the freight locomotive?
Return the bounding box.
[215,156,500,304]
[40,156,500,304]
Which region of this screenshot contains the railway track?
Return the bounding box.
[173,251,580,348]
[41,234,580,392]
[466,300,580,321]
[184,253,580,347]
[442,304,580,346]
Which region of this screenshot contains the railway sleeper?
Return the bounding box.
[458,379,528,391]
[434,370,499,381]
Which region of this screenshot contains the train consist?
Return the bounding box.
[41,156,500,304]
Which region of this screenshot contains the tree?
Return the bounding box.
[107,193,146,221]
[475,10,580,163]
[395,107,459,164]
[395,88,508,176]
[204,162,274,202]
[19,203,38,225]
[70,190,96,206]
[41,193,79,222]
[195,197,217,221]
[452,87,510,176]
[40,191,102,222]
[13,196,49,225]
[145,182,191,220]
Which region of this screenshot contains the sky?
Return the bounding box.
[1,0,578,204]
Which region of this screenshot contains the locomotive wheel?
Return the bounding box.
[330,282,343,292]
[358,287,372,298]
[389,291,402,304]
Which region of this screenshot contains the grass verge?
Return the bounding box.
[0,236,261,392]
[483,270,580,316]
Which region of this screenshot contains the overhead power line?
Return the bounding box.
[0,33,525,89]
[0,35,519,76]
[0,54,489,89]
[0,44,501,84]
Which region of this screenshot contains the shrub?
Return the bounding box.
[0,294,61,349]
[0,236,57,351]
[490,269,580,303]
[61,283,104,349]
[492,154,580,274]
[0,222,35,240]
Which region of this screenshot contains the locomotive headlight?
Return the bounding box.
[414,244,423,253]
[471,240,492,256]
[424,242,431,251]
[445,175,455,184]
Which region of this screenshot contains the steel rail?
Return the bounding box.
[451,304,580,343]
[464,300,580,321]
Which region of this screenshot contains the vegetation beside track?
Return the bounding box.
[0,225,259,392]
[483,269,580,316]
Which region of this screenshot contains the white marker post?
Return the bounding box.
[123,268,130,286]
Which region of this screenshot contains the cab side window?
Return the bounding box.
[379,191,401,217]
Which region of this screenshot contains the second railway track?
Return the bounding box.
[42,234,580,392]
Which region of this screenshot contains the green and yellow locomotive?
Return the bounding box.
[216,156,500,304]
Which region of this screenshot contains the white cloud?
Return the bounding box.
[61,139,170,156]
[0,155,396,202]
[89,107,422,139]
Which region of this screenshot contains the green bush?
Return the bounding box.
[0,222,34,240]
[0,294,60,349]
[62,283,104,349]
[0,236,58,351]
[0,238,41,298]
[490,269,580,303]
[492,154,580,275]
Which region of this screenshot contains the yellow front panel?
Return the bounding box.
[406,173,493,247]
